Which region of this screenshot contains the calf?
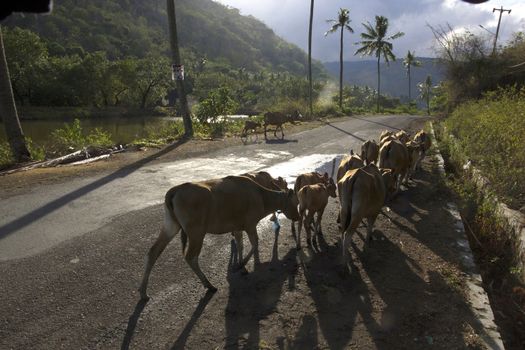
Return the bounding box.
[378,139,409,193]
[241,120,261,140]
[292,171,334,233]
[361,139,379,165]
[338,164,387,264]
[296,181,337,249]
[139,175,299,299]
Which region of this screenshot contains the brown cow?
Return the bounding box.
[413,129,431,170]
[292,171,334,233]
[378,139,409,193]
[395,130,410,144]
[338,164,387,264]
[263,110,302,140]
[336,150,365,183]
[361,139,379,165]
[139,175,299,299]
[296,181,337,249]
[241,120,261,140]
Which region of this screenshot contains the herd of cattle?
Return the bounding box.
[138,128,431,301]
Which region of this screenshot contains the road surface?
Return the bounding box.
[0,115,502,349]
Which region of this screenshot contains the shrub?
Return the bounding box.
[195,86,239,124]
[50,118,113,155]
[443,86,525,208]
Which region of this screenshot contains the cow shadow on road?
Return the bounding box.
[264,138,299,144]
[224,236,298,349]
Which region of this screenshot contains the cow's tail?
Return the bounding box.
[378,142,391,169]
[163,187,184,252]
[341,173,359,234]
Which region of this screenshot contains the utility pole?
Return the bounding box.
[167,0,193,138]
[492,6,511,55]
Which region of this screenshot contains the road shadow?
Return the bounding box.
[170,290,216,350]
[322,121,366,142]
[121,299,148,350]
[224,243,298,349]
[264,139,299,144]
[0,139,187,240]
[347,115,405,132]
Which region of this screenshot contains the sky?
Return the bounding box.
[214,0,525,62]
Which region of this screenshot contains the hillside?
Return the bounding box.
[3,0,324,77]
[324,58,445,100]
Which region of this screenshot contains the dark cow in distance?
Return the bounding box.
[263,110,302,140]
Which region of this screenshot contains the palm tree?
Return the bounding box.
[403,50,422,101]
[0,27,30,163]
[325,8,354,109]
[418,75,433,115]
[167,0,193,138]
[307,0,315,117]
[355,15,404,112]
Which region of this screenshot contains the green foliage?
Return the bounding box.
[50,119,113,154]
[195,87,239,124]
[0,138,45,168]
[0,142,13,168]
[444,86,525,208]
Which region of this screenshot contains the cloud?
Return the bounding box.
[214,0,524,61]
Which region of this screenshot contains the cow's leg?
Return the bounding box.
[185,231,216,291]
[365,215,378,247]
[273,125,278,138]
[232,230,244,269]
[305,211,315,246]
[264,124,268,140]
[316,208,325,236]
[279,125,284,139]
[246,227,260,265]
[139,227,177,300]
[297,207,305,249]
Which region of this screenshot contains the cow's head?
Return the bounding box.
[281,189,300,221]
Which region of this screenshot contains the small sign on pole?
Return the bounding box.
[172,64,184,81]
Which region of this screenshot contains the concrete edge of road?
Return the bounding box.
[429,122,505,350]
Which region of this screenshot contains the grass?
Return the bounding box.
[442,86,525,209]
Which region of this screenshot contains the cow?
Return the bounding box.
[378,139,409,193]
[395,130,410,144]
[336,150,365,183]
[263,110,302,140]
[138,175,300,299]
[338,164,387,264]
[361,139,379,165]
[296,181,337,249]
[241,120,261,140]
[413,130,432,170]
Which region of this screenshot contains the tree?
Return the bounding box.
[167,0,193,138]
[0,27,30,162]
[403,50,421,102]
[355,15,404,112]
[325,8,354,109]
[3,27,48,106]
[308,0,315,117]
[133,55,170,110]
[418,75,433,115]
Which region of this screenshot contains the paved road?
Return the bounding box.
[2,115,502,350]
[0,115,420,260]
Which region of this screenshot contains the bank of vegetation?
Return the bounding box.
[432,27,525,349]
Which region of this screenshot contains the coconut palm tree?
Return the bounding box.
[403,50,422,101]
[355,15,404,112]
[167,0,193,137]
[307,0,315,117]
[418,75,433,115]
[0,27,30,163]
[325,8,354,109]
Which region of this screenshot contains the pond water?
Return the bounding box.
[0,116,177,146]
[0,115,251,146]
